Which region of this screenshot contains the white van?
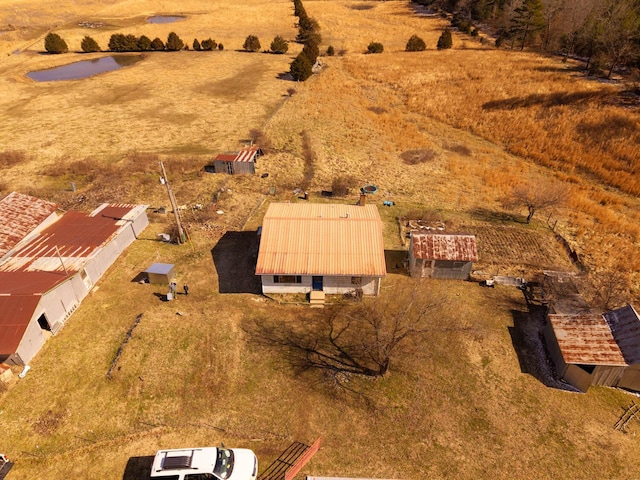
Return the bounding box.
[150,446,258,480]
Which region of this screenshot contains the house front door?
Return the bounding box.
[312,276,323,291]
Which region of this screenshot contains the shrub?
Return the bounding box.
[193,39,201,51]
[332,175,358,197]
[44,33,68,54]
[80,36,100,53]
[437,29,453,50]
[326,45,335,56]
[201,38,217,51]
[218,43,224,51]
[109,33,139,52]
[137,35,152,51]
[302,41,319,64]
[367,42,384,54]
[270,35,289,54]
[166,32,184,51]
[471,28,480,37]
[151,37,165,50]
[243,35,261,52]
[290,53,313,81]
[406,34,426,52]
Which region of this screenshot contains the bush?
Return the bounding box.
[44,33,68,54]
[367,42,384,54]
[290,53,313,81]
[193,39,201,51]
[332,175,358,197]
[166,32,184,51]
[80,35,100,53]
[437,29,453,50]
[270,35,289,54]
[137,35,152,51]
[326,45,335,56]
[109,33,139,52]
[151,37,165,50]
[243,34,261,52]
[201,38,217,51]
[406,34,426,52]
[471,28,480,37]
[218,43,224,51]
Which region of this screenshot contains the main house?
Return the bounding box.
[255,203,387,298]
[408,232,478,280]
[544,304,640,392]
[0,193,148,366]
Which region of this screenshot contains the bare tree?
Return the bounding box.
[247,283,464,379]
[502,180,567,224]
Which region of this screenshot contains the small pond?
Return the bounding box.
[147,15,185,24]
[27,55,143,82]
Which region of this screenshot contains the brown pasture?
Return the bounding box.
[0,0,640,479]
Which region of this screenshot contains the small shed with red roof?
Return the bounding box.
[209,146,262,175]
[408,232,478,280]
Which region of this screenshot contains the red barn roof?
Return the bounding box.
[214,146,262,163]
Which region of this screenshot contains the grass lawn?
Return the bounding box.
[0,0,639,479]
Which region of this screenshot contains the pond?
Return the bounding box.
[147,15,185,24]
[27,55,143,82]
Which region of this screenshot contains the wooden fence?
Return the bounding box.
[284,437,322,480]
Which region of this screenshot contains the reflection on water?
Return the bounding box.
[27,55,143,82]
[147,15,185,24]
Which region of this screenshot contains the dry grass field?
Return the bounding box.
[1,0,640,479]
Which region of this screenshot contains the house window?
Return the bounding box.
[274,275,302,284]
[351,276,362,285]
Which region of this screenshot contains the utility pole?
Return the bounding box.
[160,161,186,244]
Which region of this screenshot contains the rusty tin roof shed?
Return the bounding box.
[255,203,386,277]
[411,233,478,262]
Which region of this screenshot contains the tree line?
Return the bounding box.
[413,0,640,78]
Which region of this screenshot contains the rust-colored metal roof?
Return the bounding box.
[603,304,640,364]
[0,192,58,258]
[0,295,41,356]
[411,233,478,262]
[0,203,147,357]
[548,314,627,366]
[214,146,262,163]
[255,203,387,276]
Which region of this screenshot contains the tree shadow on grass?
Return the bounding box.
[508,305,579,392]
[482,90,608,111]
[211,231,261,294]
[122,455,153,480]
[469,207,520,224]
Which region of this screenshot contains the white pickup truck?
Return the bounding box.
[150,446,257,480]
[0,454,13,480]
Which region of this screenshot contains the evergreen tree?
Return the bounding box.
[80,35,100,53]
[124,34,139,51]
[151,37,165,51]
[367,42,384,54]
[243,34,261,52]
[218,43,224,51]
[406,34,426,52]
[44,33,68,54]
[302,41,319,64]
[108,33,126,52]
[327,45,335,56]
[137,35,152,51]
[193,39,202,51]
[201,38,217,51]
[270,35,289,54]
[509,0,546,51]
[290,53,313,81]
[166,32,184,51]
[437,29,453,50]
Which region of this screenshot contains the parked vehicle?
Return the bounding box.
[150,446,257,480]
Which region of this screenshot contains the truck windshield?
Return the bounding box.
[213,448,234,479]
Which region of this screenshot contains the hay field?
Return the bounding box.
[1,0,640,479]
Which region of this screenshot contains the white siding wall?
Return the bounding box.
[261,275,381,296]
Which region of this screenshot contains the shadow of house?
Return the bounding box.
[122,455,154,480]
[211,231,261,294]
[384,249,408,274]
[508,307,580,392]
